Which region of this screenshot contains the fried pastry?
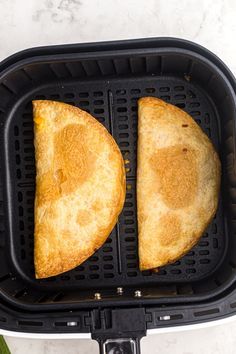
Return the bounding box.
[33,100,125,278]
[137,97,220,270]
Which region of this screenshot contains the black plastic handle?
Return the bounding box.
[92,308,145,353]
[99,337,140,354]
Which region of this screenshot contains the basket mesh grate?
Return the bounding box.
[9,76,225,289]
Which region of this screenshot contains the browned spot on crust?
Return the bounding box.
[92,200,103,212]
[76,209,92,226]
[158,213,182,247]
[38,124,95,205]
[54,124,94,196]
[151,145,198,209]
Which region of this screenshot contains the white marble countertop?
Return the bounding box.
[1,0,236,353]
[5,319,236,354]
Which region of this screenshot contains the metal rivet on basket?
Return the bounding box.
[159,315,171,321]
[94,292,101,300]
[134,290,142,297]
[67,321,77,326]
[117,287,123,295]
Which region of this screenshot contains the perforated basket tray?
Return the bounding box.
[0,39,236,338]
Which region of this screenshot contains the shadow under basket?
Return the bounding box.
[0,38,236,344]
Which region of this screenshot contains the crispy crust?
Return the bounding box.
[137,97,221,271]
[33,100,126,278]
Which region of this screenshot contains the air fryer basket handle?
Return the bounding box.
[98,337,141,354]
[92,308,145,354]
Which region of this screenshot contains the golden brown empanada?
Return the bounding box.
[33,100,125,278]
[137,97,220,271]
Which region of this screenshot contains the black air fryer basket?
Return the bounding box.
[0,38,236,353]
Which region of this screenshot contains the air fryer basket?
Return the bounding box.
[0,38,236,352]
